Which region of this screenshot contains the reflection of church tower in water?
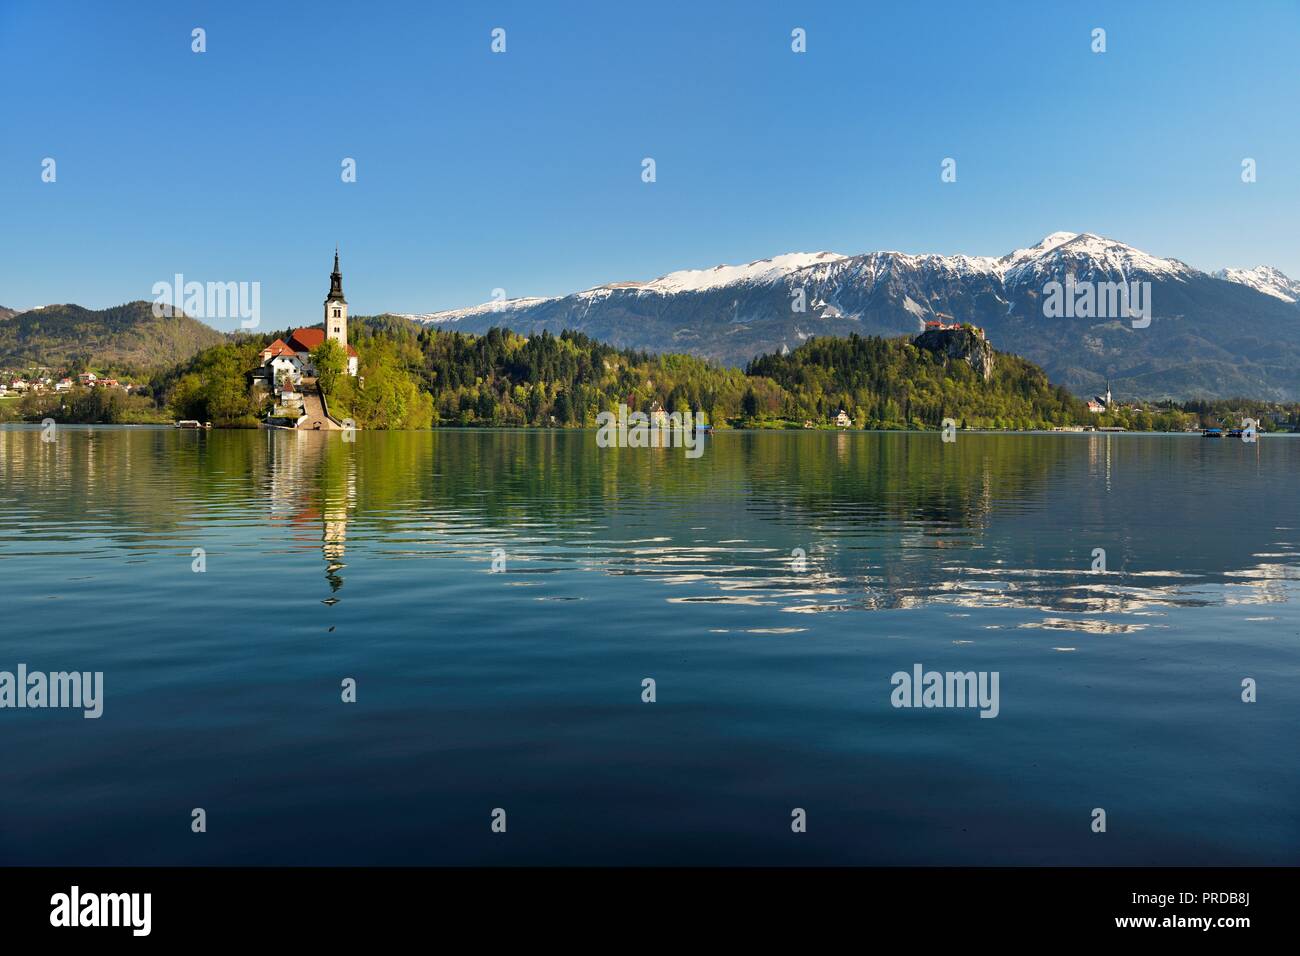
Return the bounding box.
[322,485,350,593]
[319,438,355,594]
[265,429,355,594]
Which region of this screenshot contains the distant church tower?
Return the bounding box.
[1105,379,1112,406]
[325,246,348,351]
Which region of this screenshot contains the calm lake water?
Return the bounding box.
[0,426,1296,865]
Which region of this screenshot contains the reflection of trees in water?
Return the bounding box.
[380,431,1299,616]
[1,428,1295,617]
[735,433,1050,610]
[720,433,1299,615]
[739,430,1042,529]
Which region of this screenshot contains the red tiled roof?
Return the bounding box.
[287,327,358,357]
[286,327,324,351]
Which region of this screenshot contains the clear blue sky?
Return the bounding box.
[1,0,1296,330]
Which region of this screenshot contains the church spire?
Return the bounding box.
[327,246,346,304]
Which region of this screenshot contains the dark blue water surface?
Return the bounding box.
[0,426,1296,864]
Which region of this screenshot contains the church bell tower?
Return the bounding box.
[325,246,348,350]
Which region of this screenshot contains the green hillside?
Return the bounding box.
[0,301,227,373]
[747,330,1085,429]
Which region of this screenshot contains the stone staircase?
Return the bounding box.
[298,379,344,431]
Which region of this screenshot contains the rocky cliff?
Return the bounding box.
[912,327,995,382]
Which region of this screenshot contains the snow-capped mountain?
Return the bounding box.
[1212,265,1300,304]
[397,233,1300,401]
[405,252,854,324]
[998,232,1197,290]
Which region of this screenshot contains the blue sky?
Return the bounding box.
[1,0,1296,329]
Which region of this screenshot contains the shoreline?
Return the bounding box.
[3,422,1296,437]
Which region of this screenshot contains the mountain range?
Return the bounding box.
[402,233,1300,401]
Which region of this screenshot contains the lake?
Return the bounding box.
[0,426,1296,864]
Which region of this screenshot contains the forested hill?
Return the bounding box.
[747,330,1088,430]
[274,317,1103,430]
[0,301,227,372]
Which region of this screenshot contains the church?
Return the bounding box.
[1087,381,1112,415]
[254,250,360,387]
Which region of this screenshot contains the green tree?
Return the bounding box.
[312,339,347,396]
[554,389,573,425]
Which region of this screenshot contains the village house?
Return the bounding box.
[272,380,305,419]
[256,337,308,387]
[835,409,852,428]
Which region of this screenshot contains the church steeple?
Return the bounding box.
[326,245,346,304]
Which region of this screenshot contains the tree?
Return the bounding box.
[525,383,545,423]
[554,389,573,425]
[312,339,347,396]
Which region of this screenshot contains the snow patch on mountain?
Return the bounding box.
[1213,266,1300,303]
[635,251,849,295]
[902,296,928,318]
[399,296,556,324]
[999,231,1081,270]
